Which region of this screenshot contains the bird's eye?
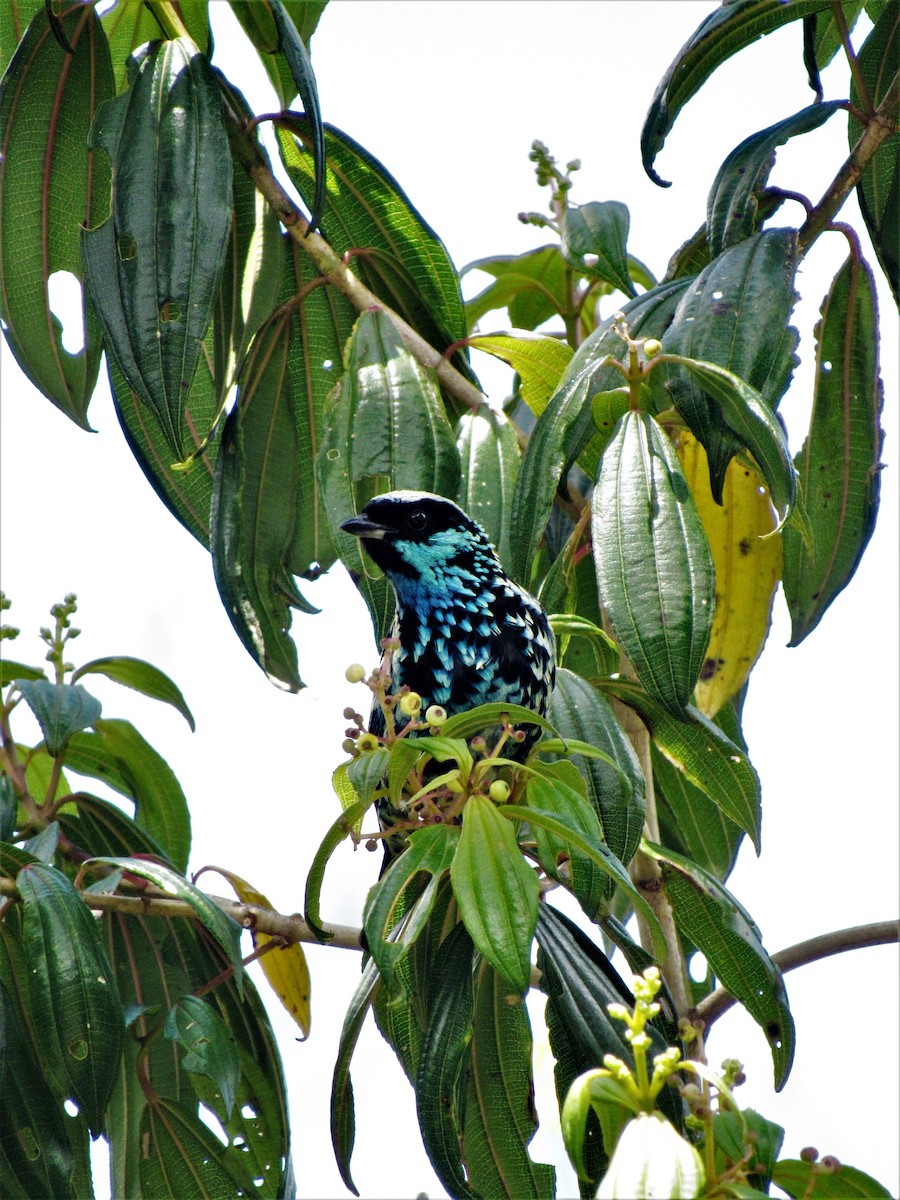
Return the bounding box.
[407,509,428,533]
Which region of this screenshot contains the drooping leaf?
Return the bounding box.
[641,0,836,185]
[330,958,381,1198]
[653,741,744,883]
[450,793,538,993]
[463,245,569,332]
[509,277,692,583]
[438,700,556,743]
[849,5,899,303]
[164,995,241,1119]
[18,863,123,1133]
[414,920,478,1200]
[16,680,101,755]
[707,102,842,255]
[456,406,522,569]
[206,866,311,1038]
[675,431,781,716]
[547,668,645,869]
[64,719,192,873]
[643,840,795,1088]
[317,308,461,642]
[277,119,473,385]
[227,1,327,109]
[0,773,16,842]
[57,792,172,863]
[810,1,865,69]
[304,795,372,942]
[0,4,112,429]
[71,655,195,729]
[268,0,325,231]
[139,1098,252,1199]
[561,201,636,297]
[599,677,761,850]
[783,254,883,643]
[592,410,715,716]
[550,613,619,680]
[659,229,799,501]
[81,37,232,461]
[462,959,556,1199]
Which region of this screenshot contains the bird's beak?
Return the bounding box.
[340,514,391,540]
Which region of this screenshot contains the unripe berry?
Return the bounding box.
[399,691,422,717]
[643,338,662,358]
[489,780,510,803]
[425,704,447,727]
[800,1147,819,1163]
[345,663,366,683]
[341,738,356,755]
[357,732,380,752]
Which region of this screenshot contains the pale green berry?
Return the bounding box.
[489,780,510,803]
[345,663,366,683]
[643,338,662,358]
[425,705,447,727]
[341,739,357,755]
[399,691,422,717]
[357,732,380,752]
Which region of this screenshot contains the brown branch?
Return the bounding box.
[222,104,489,415]
[798,69,900,255]
[694,920,900,1030]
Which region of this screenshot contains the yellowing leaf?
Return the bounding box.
[468,331,572,415]
[677,431,781,717]
[209,866,311,1039]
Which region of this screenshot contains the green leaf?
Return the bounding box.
[317,309,461,641]
[363,824,459,984]
[773,1158,893,1198]
[139,1098,249,1199]
[277,120,473,385]
[641,0,835,185]
[0,2,43,77]
[562,201,636,297]
[71,655,195,729]
[707,103,842,255]
[0,774,15,842]
[18,863,123,1133]
[211,301,316,693]
[1,659,46,686]
[65,719,192,873]
[783,254,883,644]
[849,5,899,304]
[227,1,326,109]
[643,840,795,1088]
[16,680,101,754]
[100,0,211,86]
[592,410,715,715]
[550,613,619,679]
[508,277,692,583]
[0,929,87,1200]
[22,820,58,863]
[81,37,232,461]
[456,407,521,569]
[330,958,381,1198]
[87,857,244,993]
[164,995,241,1120]
[451,793,538,992]
[547,668,645,869]
[415,921,478,1200]
[599,678,761,851]
[467,332,572,418]
[267,0,325,230]
[0,5,112,429]
[713,1108,783,1192]
[653,742,744,882]
[304,796,372,942]
[58,793,171,862]
[810,2,865,68]
[659,229,799,501]
[464,245,569,332]
[462,959,556,1198]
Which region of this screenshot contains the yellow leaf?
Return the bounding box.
[676,432,782,718]
[210,866,311,1039]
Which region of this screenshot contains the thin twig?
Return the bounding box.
[694,920,900,1030]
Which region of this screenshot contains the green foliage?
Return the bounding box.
[1,0,896,1197]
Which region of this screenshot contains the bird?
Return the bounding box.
[340,490,556,863]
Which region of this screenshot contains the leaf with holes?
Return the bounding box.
[561,201,636,297]
[164,995,241,1119]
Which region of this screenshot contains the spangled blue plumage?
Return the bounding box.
[341,490,556,861]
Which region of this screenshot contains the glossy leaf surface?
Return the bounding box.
[456,407,521,569]
[561,201,636,297]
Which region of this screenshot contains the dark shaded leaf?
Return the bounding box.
[0,774,15,842]
[456,407,521,570]
[415,921,478,1200]
[71,655,195,729]
[227,1,327,110]
[304,795,371,942]
[641,0,835,185]
[57,792,172,862]
[139,1098,250,1199]
[81,37,232,460]
[783,255,883,644]
[561,201,636,297]
[592,410,715,715]
[462,959,556,1198]
[713,1108,783,1192]
[707,102,842,255]
[1,659,46,686]
[849,5,899,303]
[0,5,112,428]
[268,0,325,230]
[330,958,381,1198]
[643,840,795,1088]
[317,309,461,642]
[810,1,865,68]
[774,1158,893,1198]
[18,863,123,1133]
[65,719,191,873]
[164,994,241,1119]
[653,742,744,882]
[659,229,799,500]
[16,680,101,754]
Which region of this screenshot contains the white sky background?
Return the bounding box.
[1,2,898,1197]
